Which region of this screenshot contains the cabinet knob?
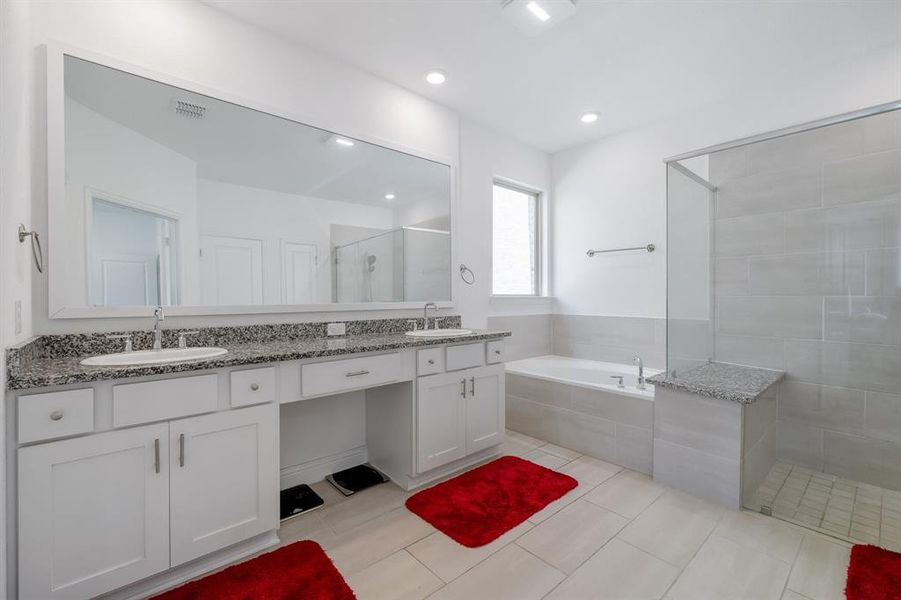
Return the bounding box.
[49,410,64,421]
[494,350,501,355]
[428,359,435,365]
[250,383,260,391]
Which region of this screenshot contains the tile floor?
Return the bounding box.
[749,460,901,552]
[271,431,857,600]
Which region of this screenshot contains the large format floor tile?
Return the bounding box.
[583,470,665,519]
[545,538,680,600]
[618,495,718,568]
[714,510,804,564]
[346,550,443,600]
[426,544,565,600]
[668,535,791,600]
[786,535,851,600]
[517,500,628,574]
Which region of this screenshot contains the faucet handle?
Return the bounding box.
[106,334,133,353]
[178,331,200,349]
[610,375,625,388]
[406,319,419,332]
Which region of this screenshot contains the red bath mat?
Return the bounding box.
[846,544,901,599]
[405,455,578,547]
[153,540,356,600]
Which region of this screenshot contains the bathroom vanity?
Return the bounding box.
[6,325,509,599]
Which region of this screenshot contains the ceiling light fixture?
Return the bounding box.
[425,70,447,85]
[334,137,355,147]
[384,193,396,200]
[526,1,551,21]
[580,112,599,124]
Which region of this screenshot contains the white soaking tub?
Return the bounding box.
[504,355,661,474]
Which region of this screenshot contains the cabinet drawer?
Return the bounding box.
[302,353,402,397]
[486,340,505,364]
[446,342,485,371]
[417,348,444,376]
[18,389,94,444]
[230,367,276,408]
[113,374,218,427]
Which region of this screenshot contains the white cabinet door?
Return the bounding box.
[416,371,468,473]
[18,424,170,599]
[465,364,506,454]
[169,404,278,566]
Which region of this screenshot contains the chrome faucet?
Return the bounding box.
[152,306,165,350]
[423,302,438,330]
[634,356,646,390]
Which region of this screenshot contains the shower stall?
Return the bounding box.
[666,102,901,550]
[333,226,450,303]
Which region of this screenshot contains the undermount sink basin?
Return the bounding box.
[80,347,228,367]
[405,328,473,338]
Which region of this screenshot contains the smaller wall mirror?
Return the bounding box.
[49,52,454,317]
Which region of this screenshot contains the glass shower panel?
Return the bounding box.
[686,107,901,548]
[666,162,715,375]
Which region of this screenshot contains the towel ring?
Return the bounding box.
[459,264,475,285]
[18,224,44,274]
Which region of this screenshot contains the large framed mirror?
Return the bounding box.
[47,47,454,318]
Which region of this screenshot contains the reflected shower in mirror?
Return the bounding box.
[59,55,452,309]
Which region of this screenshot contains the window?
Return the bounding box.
[492,181,541,295]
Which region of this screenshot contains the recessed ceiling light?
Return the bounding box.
[526,1,551,22]
[580,112,599,124]
[425,70,447,85]
[334,137,355,147]
[384,193,396,200]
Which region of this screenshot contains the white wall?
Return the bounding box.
[0,1,35,592]
[29,0,466,333]
[458,119,552,328]
[551,42,901,319]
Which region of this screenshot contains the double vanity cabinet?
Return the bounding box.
[7,334,507,600]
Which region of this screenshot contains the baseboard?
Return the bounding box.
[279,446,368,490]
[99,531,279,600]
[398,445,502,491]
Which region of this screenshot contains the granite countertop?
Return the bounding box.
[647,362,784,404]
[7,322,510,391]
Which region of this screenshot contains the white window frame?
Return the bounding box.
[490,178,549,298]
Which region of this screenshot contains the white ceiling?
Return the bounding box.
[204,0,901,153]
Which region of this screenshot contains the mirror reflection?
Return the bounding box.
[62,55,452,309]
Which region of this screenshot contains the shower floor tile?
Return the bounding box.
[748,462,901,550]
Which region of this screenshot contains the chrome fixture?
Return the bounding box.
[634,356,646,390]
[459,263,475,285]
[423,302,438,330]
[18,224,44,273]
[610,375,625,388]
[406,319,419,332]
[586,244,655,257]
[152,306,165,350]
[106,334,133,353]
[178,330,199,349]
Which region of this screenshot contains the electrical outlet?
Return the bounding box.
[14,300,22,335]
[327,322,346,336]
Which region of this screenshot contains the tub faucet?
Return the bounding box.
[423,302,438,330]
[634,356,646,390]
[152,306,165,350]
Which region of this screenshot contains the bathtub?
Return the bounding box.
[505,355,660,400]
[504,355,660,474]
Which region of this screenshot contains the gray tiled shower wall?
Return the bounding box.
[709,108,901,490]
[485,314,666,368]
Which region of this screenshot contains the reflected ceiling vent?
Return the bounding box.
[501,0,577,35]
[172,99,206,119]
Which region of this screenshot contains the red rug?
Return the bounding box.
[846,544,901,600]
[405,455,578,547]
[153,540,356,600]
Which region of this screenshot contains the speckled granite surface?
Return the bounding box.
[647,362,784,404]
[6,316,512,391]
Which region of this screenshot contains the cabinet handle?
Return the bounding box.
[346,370,370,377]
[470,376,476,396]
[250,383,260,391]
[49,410,64,421]
[460,379,467,398]
[494,349,501,355]
[179,433,185,467]
[154,438,160,474]
[428,359,435,365]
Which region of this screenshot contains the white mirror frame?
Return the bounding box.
[46,43,458,319]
